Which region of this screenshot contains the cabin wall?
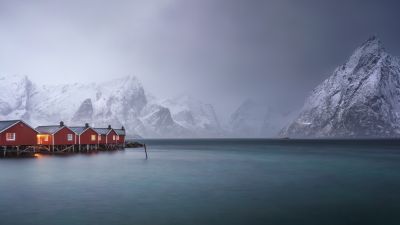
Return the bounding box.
[106,130,118,144]
[0,122,37,146]
[98,134,107,144]
[54,127,76,145]
[79,128,99,145]
[118,135,125,145]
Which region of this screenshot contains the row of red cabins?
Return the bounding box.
[0,120,126,153]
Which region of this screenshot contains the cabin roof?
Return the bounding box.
[93,128,112,135]
[36,125,63,134]
[0,120,38,134]
[69,127,87,134]
[69,126,99,135]
[0,120,21,133]
[36,125,77,135]
[114,129,125,136]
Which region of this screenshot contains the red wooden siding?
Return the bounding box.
[54,127,76,145]
[0,121,37,146]
[97,134,106,144]
[79,128,99,145]
[117,135,125,145]
[37,127,76,145]
[106,130,118,144]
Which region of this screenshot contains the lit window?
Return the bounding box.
[98,135,101,141]
[113,135,116,140]
[67,134,73,141]
[117,136,120,140]
[6,133,15,141]
[44,135,49,141]
[91,134,96,141]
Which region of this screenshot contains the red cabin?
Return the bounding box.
[114,126,126,145]
[93,128,107,145]
[70,123,99,145]
[107,129,118,145]
[36,121,77,146]
[94,125,116,145]
[0,120,38,146]
[0,120,126,155]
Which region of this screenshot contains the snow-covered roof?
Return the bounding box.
[0,120,21,133]
[36,125,63,134]
[69,126,100,135]
[93,128,112,135]
[69,127,87,135]
[114,129,125,136]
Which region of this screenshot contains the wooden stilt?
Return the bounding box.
[144,144,148,159]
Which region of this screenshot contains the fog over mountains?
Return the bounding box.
[1,37,399,138]
[228,99,297,137]
[0,75,227,138]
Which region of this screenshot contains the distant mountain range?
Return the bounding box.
[1,36,399,138]
[0,75,224,138]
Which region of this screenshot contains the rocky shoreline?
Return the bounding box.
[125,141,144,148]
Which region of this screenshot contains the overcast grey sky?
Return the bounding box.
[1,0,400,118]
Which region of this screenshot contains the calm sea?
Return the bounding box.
[1,139,400,225]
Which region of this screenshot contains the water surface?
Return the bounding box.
[1,139,400,225]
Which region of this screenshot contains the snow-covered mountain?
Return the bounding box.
[281,36,400,138]
[0,75,222,138]
[229,99,296,137]
[4,36,396,139]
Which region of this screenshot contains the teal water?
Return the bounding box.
[1,139,400,225]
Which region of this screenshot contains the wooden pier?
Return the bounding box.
[0,120,127,158]
[1,143,125,157]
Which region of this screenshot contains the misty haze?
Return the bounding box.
[1,1,400,138]
[2,1,400,225]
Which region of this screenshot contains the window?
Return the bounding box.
[6,133,15,141]
[44,135,49,141]
[112,135,116,140]
[67,134,73,141]
[98,135,101,141]
[117,136,120,141]
[91,134,96,141]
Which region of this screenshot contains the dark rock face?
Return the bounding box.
[72,98,94,124]
[281,37,400,138]
[125,141,144,148]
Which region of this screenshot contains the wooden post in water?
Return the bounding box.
[144,143,148,159]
